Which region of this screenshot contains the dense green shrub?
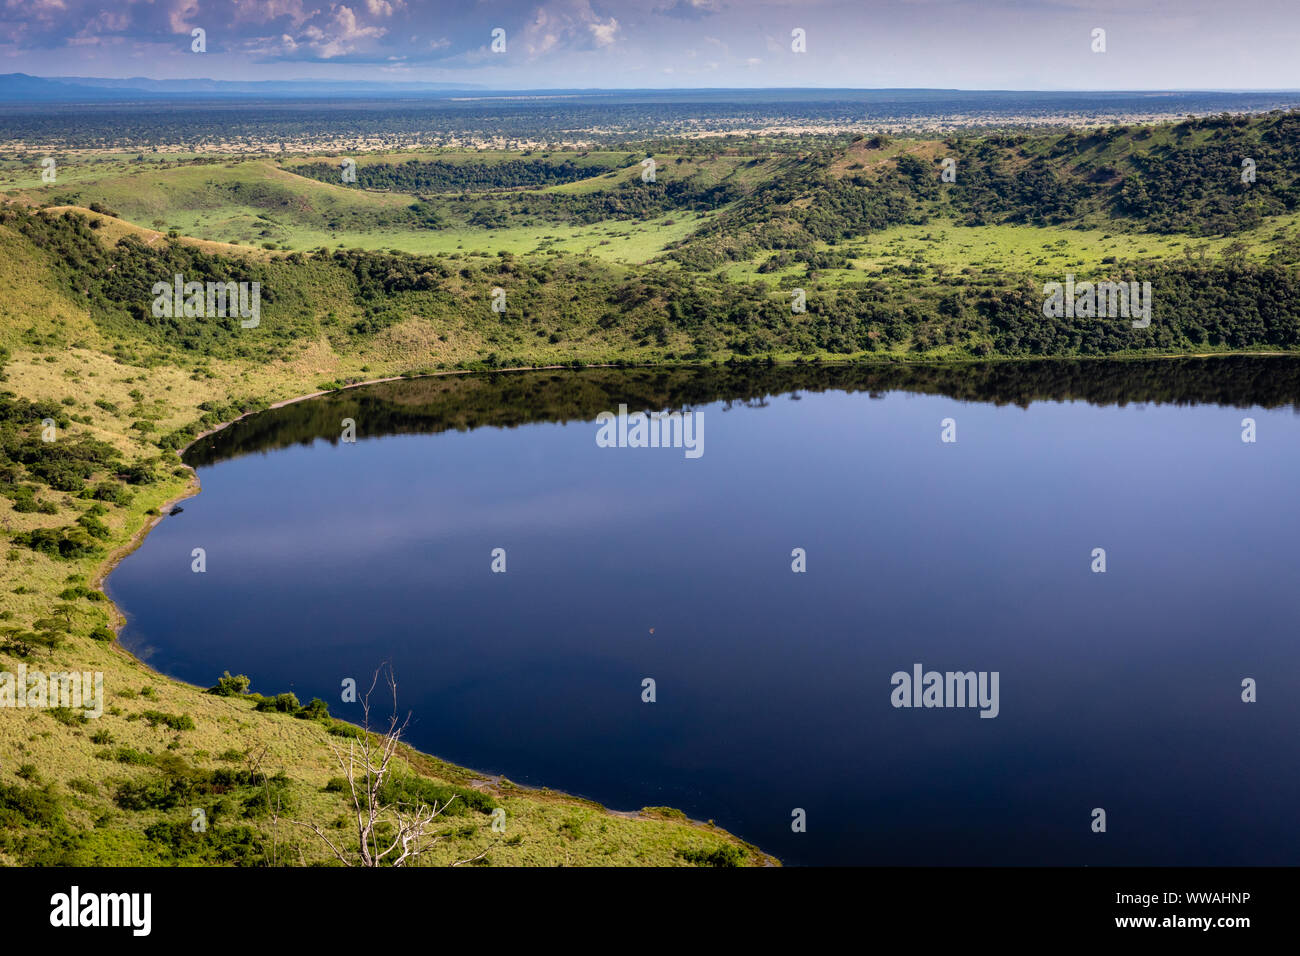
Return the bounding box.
[137,710,195,731]
[254,692,301,714]
[208,671,251,696]
[680,844,747,867]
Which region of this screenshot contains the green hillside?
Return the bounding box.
[1,109,1298,866]
[0,210,773,867]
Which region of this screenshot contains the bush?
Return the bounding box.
[117,463,157,484]
[240,772,293,818]
[141,820,261,864]
[294,697,330,721]
[75,514,111,539]
[208,671,251,696]
[68,777,98,796]
[115,776,192,811]
[10,526,100,559]
[254,692,300,714]
[110,747,155,765]
[379,774,495,816]
[680,844,747,867]
[89,481,132,506]
[138,710,195,732]
[48,707,87,727]
[0,781,62,829]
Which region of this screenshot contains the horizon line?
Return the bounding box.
[22,76,1300,96]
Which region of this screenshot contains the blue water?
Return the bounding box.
[108,368,1300,865]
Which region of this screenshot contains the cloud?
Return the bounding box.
[657,0,721,20]
[168,0,200,33]
[300,4,388,58]
[588,16,619,46]
[521,0,620,57]
[0,0,1296,89]
[77,8,130,34]
[230,0,315,28]
[336,5,387,40]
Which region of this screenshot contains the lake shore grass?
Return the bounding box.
[10,343,1292,866]
[4,117,1299,862]
[8,292,1300,866]
[0,334,784,865]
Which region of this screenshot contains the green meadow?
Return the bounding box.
[1,110,1298,865]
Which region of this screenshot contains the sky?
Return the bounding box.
[1,0,1297,90]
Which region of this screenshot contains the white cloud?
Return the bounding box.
[167,0,200,33]
[588,16,619,47]
[657,0,722,20]
[522,0,621,57]
[231,0,314,28]
[303,4,387,58]
[365,0,404,16]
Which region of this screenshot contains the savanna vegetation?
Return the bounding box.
[1,106,1298,866]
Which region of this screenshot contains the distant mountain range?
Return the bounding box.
[1,73,1297,108]
[0,73,483,101]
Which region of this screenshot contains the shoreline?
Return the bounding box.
[84,349,1300,858]
[172,348,1300,450]
[100,346,1300,629]
[87,358,778,857]
[180,363,621,449]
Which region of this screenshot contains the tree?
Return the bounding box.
[209,671,251,696]
[290,664,492,867]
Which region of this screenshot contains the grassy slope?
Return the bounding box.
[3,153,717,263]
[10,123,1298,271]
[2,116,1298,865]
[717,216,1300,286]
[17,157,707,268]
[3,149,791,263]
[0,218,774,867]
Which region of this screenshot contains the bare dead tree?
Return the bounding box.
[240,740,288,866]
[291,664,492,867]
